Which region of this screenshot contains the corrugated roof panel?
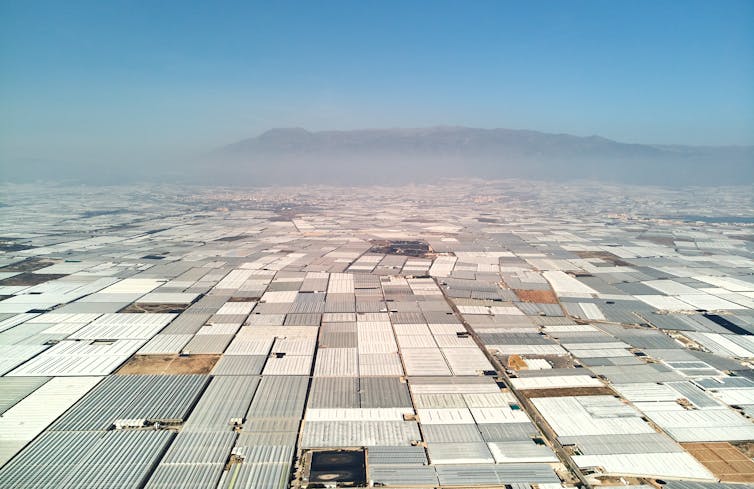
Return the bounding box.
[367,445,428,466]
[318,330,358,348]
[408,376,500,395]
[643,408,754,442]
[0,376,50,414]
[253,303,292,315]
[313,348,358,377]
[321,312,356,322]
[396,333,437,348]
[531,396,655,437]
[612,383,680,402]
[433,334,477,348]
[589,364,684,384]
[573,452,715,481]
[0,376,102,465]
[422,424,484,443]
[462,393,509,408]
[358,353,404,376]
[493,463,561,483]
[59,430,176,489]
[138,334,193,355]
[666,381,722,408]
[144,463,225,489]
[244,314,286,326]
[211,355,267,376]
[207,312,248,327]
[360,377,412,408]
[219,462,289,489]
[413,393,466,409]
[261,355,313,376]
[272,336,316,356]
[0,431,101,488]
[183,376,258,432]
[663,481,748,489]
[471,406,531,424]
[160,431,237,464]
[417,408,475,425]
[284,313,321,326]
[434,464,499,485]
[241,416,300,434]
[401,348,452,376]
[161,313,209,334]
[559,433,683,455]
[224,336,274,356]
[357,329,397,354]
[368,465,439,486]
[442,348,494,375]
[7,340,143,376]
[182,334,233,354]
[70,313,176,340]
[487,441,558,463]
[489,344,567,355]
[306,408,411,422]
[511,375,603,390]
[307,377,360,409]
[246,376,308,419]
[301,420,421,448]
[51,375,208,432]
[234,444,295,464]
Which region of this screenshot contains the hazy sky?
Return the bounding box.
[1,0,753,167]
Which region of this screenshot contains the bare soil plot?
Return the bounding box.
[0,257,58,272]
[513,289,559,304]
[120,303,189,313]
[497,354,574,369]
[0,272,67,286]
[519,386,617,398]
[117,354,220,375]
[683,442,754,483]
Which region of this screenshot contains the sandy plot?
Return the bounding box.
[117,354,220,375]
[513,289,559,304]
[683,442,754,483]
[519,386,617,398]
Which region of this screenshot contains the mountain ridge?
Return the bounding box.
[213,126,753,186]
[3,126,751,186]
[225,126,751,152]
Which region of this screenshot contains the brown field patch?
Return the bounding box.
[119,303,189,313]
[0,272,67,286]
[0,257,58,272]
[513,289,559,304]
[519,386,617,398]
[117,354,220,375]
[507,355,527,370]
[682,442,754,483]
[496,354,574,369]
[574,251,632,267]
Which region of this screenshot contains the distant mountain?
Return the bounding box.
[213,126,754,186]
[2,126,751,186]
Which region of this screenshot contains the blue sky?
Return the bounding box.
[1,0,753,166]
